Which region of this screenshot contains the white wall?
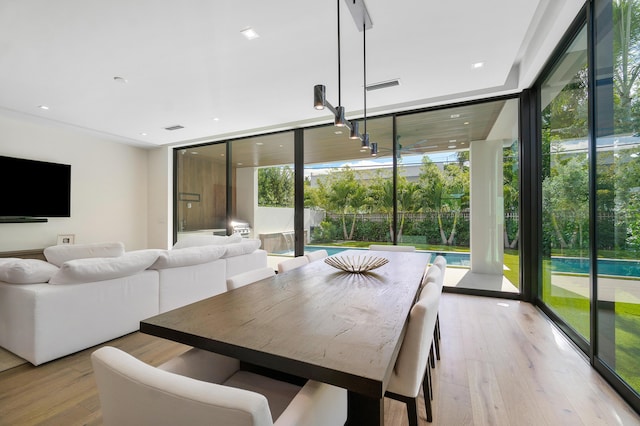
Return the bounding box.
[0,112,151,252]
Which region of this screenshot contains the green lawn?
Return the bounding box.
[542,261,640,393]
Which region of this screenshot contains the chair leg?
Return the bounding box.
[422,366,434,422]
[433,331,440,361]
[429,344,435,369]
[385,392,420,426]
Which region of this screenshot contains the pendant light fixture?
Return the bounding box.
[313,0,376,156]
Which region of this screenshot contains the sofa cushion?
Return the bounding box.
[0,259,59,284]
[48,250,159,285]
[222,239,261,258]
[172,234,242,250]
[149,245,227,270]
[44,242,125,267]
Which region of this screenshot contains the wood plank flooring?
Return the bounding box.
[0,293,638,425]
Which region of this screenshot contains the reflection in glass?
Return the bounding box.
[540,26,590,339]
[595,0,640,395]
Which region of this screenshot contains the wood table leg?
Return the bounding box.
[346,391,383,426]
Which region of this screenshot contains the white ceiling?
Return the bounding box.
[0,0,585,149]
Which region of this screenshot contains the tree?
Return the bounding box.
[542,155,590,252]
[503,141,520,248]
[258,166,294,207]
[416,156,469,246]
[367,169,395,241]
[614,0,640,133]
[315,167,367,240]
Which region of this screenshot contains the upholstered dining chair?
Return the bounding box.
[227,266,276,290]
[431,255,447,361]
[304,249,328,263]
[385,272,441,425]
[368,244,416,252]
[419,266,441,390]
[277,256,309,274]
[92,346,347,426]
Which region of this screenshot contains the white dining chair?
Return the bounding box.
[92,346,347,426]
[431,255,447,361]
[385,274,441,425]
[368,244,416,252]
[418,266,441,400]
[227,267,276,290]
[304,249,328,263]
[277,256,309,274]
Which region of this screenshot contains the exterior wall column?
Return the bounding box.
[469,140,504,274]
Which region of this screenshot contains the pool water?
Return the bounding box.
[303,247,640,278]
[304,246,471,267]
[551,256,640,278]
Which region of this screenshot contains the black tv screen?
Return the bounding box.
[0,155,71,218]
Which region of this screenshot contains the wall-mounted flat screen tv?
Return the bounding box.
[0,155,71,218]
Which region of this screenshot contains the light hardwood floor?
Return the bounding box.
[0,293,638,425]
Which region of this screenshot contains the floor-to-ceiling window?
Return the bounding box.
[396,99,521,292]
[594,0,640,398]
[535,1,640,410]
[175,97,521,296]
[231,132,295,256]
[175,143,227,240]
[302,116,394,251]
[540,25,591,342]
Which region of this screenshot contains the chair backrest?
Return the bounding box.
[433,255,447,284]
[390,281,441,398]
[418,265,441,297]
[277,256,309,274]
[227,267,276,290]
[92,346,274,426]
[368,244,416,252]
[304,249,328,263]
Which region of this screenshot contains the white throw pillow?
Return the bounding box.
[48,250,159,285]
[172,234,242,249]
[222,239,261,258]
[149,245,227,269]
[0,259,59,284]
[44,242,125,267]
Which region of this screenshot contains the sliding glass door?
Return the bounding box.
[594,0,640,397]
[540,25,591,342]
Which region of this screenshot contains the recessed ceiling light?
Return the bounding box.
[220,153,225,157]
[256,142,264,146]
[279,145,284,148]
[37,105,49,110]
[240,27,260,40]
[449,139,457,143]
[448,145,457,149]
[237,162,243,166]
[334,131,343,135]
[191,151,199,155]
[464,121,470,125]
[450,114,460,119]
[472,61,485,69]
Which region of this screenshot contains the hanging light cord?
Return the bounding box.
[363,21,367,136]
[337,0,342,107]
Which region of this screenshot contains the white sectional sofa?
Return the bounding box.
[0,236,267,366]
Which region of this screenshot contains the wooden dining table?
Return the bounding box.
[140,249,431,425]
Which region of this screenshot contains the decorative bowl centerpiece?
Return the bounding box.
[324,255,389,273]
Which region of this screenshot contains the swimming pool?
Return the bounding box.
[303,247,640,277]
[303,246,471,267]
[551,256,640,278]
